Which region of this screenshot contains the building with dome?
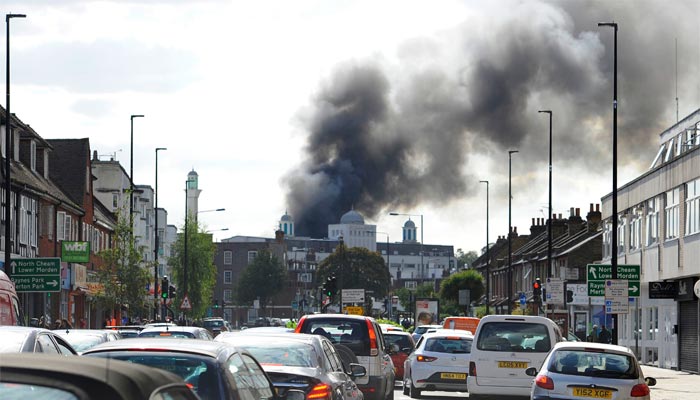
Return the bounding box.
[402,219,418,243]
[279,211,294,237]
[328,208,377,251]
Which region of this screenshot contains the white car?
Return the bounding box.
[526,341,656,400]
[403,330,472,398]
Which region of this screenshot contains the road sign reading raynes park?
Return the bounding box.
[10,258,61,292]
[587,264,640,297]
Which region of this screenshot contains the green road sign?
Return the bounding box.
[61,241,90,263]
[10,258,61,292]
[587,264,640,297]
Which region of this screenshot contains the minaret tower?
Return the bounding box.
[186,169,202,221]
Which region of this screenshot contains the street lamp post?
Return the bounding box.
[508,150,518,314]
[153,147,166,321]
[479,180,490,315]
[129,114,144,228]
[389,212,423,280]
[598,20,618,345]
[4,13,26,279]
[538,110,553,283]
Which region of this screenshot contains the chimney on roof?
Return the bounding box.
[531,217,546,237]
[93,150,98,161]
[586,203,602,232]
[568,206,585,236]
[275,229,285,243]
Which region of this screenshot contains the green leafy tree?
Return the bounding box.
[456,249,479,269]
[236,249,286,313]
[317,244,391,306]
[95,212,150,318]
[438,269,484,315]
[168,214,217,318]
[393,283,437,311]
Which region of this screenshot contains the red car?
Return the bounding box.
[384,331,415,380]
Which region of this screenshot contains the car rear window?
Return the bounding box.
[238,342,316,367]
[424,337,471,353]
[139,331,195,339]
[476,322,551,352]
[385,334,413,351]
[300,318,371,356]
[549,349,639,379]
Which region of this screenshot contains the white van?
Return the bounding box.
[467,315,563,399]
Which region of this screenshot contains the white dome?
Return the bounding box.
[340,209,365,224]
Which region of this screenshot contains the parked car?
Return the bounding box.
[411,324,442,343]
[403,330,472,398]
[216,332,366,400]
[138,325,213,340]
[383,331,415,380]
[295,313,395,400]
[467,315,563,399]
[526,341,656,400]
[0,326,77,355]
[53,329,120,354]
[0,352,199,400]
[83,338,306,400]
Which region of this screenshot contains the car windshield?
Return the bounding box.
[476,322,551,352]
[424,337,471,353]
[87,351,221,399]
[549,349,639,379]
[0,331,26,352]
[238,342,316,367]
[139,331,195,338]
[58,335,105,352]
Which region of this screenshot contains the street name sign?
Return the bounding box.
[587,264,640,297]
[604,279,629,314]
[10,258,61,292]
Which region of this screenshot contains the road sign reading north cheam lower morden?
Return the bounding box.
[10,258,61,292]
[587,264,640,297]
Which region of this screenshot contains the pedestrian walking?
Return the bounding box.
[598,325,612,344]
[587,324,598,342]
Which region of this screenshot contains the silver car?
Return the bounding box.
[526,342,656,400]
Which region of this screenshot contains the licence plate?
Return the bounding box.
[440,373,466,380]
[497,361,528,368]
[572,387,612,399]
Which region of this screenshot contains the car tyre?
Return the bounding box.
[409,381,421,399]
[333,344,359,370]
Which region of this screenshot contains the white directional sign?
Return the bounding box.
[545,278,564,305]
[342,289,365,304]
[604,279,629,314]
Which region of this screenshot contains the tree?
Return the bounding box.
[456,249,479,269]
[438,269,484,314]
[95,212,150,319]
[394,283,437,311]
[236,249,286,313]
[317,244,391,305]
[168,214,217,318]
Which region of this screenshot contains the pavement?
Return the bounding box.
[641,365,700,400]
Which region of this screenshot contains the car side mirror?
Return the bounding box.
[348,363,367,378]
[525,367,538,377]
[284,389,306,400]
[645,377,656,387]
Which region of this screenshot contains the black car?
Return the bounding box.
[83,338,305,400]
[0,326,77,355]
[202,317,228,337]
[0,353,198,400]
[216,332,366,400]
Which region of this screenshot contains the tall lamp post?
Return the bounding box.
[129,114,144,228]
[508,150,518,314]
[389,212,423,280]
[153,147,166,321]
[479,180,490,315]
[538,110,553,284]
[598,21,618,344]
[4,13,26,278]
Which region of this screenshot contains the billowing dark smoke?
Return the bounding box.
[286,0,697,238]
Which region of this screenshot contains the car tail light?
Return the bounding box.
[630,383,650,397]
[307,383,332,400]
[469,361,476,376]
[535,375,554,390]
[416,355,437,362]
[295,316,307,333]
[366,319,378,356]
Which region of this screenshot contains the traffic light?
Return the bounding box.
[324,275,337,298]
[169,285,176,299]
[161,277,169,299]
[533,278,542,303]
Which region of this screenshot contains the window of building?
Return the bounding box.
[223,250,233,265]
[629,207,643,251]
[223,289,233,304]
[405,281,417,290]
[247,251,258,264]
[298,272,312,283]
[224,270,232,284]
[603,220,612,259]
[686,178,700,235]
[646,198,659,246]
[112,193,118,209]
[665,188,680,239]
[57,212,66,241]
[617,215,625,254]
